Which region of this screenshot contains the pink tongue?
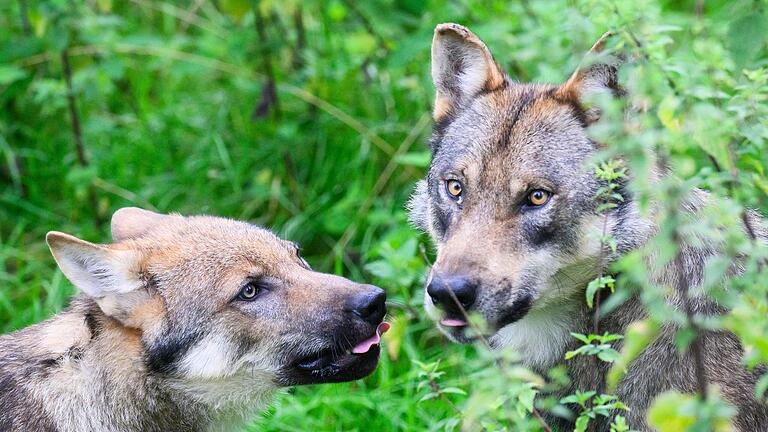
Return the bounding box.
[352,322,391,354]
[440,318,468,327]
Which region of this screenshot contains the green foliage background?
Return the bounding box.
[1,0,766,431]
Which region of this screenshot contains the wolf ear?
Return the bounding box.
[47,231,151,325]
[431,23,506,122]
[111,207,169,242]
[556,31,624,123]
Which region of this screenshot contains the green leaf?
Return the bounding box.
[440,387,467,395]
[597,348,621,363]
[575,415,590,432]
[728,13,768,67]
[518,387,537,413]
[756,373,768,400]
[0,66,27,85]
[220,0,251,22]
[345,31,377,57]
[657,95,681,131]
[587,276,615,308]
[570,332,591,344]
[419,392,439,402]
[647,391,696,431]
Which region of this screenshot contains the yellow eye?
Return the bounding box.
[527,189,551,206]
[237,282,262,301]
[446,179,463,199]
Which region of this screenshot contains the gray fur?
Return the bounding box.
[412,23,768,431]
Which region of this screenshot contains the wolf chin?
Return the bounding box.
[409,23,768,431]
[0,208,387,432]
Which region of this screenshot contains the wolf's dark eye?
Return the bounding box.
[527,189,551,206]
[445,179,463,201]
[237,281,264,301]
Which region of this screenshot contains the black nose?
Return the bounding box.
[427,274,477,314]
[346,285,386,325]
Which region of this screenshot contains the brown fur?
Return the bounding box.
[0,208,387,431]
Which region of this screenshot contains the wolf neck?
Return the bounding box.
[11,296,272,432]
[491,299,584,371]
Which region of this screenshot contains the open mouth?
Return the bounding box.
[285,322,390,385]
[440,317,468,327]
[438,316,477,344]
[436,296,533,345]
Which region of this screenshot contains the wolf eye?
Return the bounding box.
[445,179,463,200]
[237,281,264,301]
[527,189,551,206]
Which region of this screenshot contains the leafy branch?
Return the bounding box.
[560,391,629,432]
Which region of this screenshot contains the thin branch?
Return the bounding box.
[0,135,25,196]
[252,5,279,119]
[609,5,680,96]
[130,0,227,38]
[706,147,768,269]
[18,0,32,35]
[428,378,463,416]
[291,5,305,70]
[593,213,610,335]
[61,50,87,168]
[61,49,101,224]
[178,0,206,33]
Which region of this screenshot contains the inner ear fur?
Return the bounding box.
[431,23,506,122]
[46,231,156,327]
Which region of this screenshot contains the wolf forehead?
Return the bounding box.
[430,84,598,180]
[117,213,298,270]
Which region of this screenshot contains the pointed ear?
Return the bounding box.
[431,23,506,122]
[556,31,624,123]
[111,207,169,242]
[47,231,151,325]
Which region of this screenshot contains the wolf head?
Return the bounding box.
[46,208,387,397]
[410,24,635,358]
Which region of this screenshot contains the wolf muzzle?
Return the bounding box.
[427,273,478,317]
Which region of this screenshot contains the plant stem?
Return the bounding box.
[61,50,87,168]
[18,0,32,35]
[291,5,305,69]
[593,213,610,335]
[252,4,279,120]
[61,49,100,225]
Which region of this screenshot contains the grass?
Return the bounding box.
[2,0,766,430]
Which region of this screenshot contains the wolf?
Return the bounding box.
[408,23,768,430]
[0,207,389,432]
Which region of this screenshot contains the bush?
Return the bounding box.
[1,0,766,430]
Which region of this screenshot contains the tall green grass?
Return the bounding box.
[2,0,766,430]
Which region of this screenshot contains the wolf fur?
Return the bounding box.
[409,23,768,430]
[0,208,386,432]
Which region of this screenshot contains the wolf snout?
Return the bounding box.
[427,274,477,314]
[344,285,387,325]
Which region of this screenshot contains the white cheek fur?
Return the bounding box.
[489,305,577,370]
[179,335,236,379]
